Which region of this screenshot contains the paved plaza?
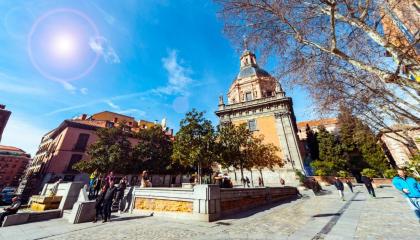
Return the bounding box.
[1,185,419,240]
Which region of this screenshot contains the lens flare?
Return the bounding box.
[28,8,100,82]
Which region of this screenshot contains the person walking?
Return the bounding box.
[345,179,353,193]
[93,175,102,198]
[392,168,420,222]
[333,177,345,201]
[102,180,117,222]
[93,186,107,223]
[245,176,251,188]
[116,177,127,214]
[361,175,376,197]
[0,196,21,227]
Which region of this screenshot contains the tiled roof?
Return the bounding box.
[297,118,339,129]
[0,145,25,153]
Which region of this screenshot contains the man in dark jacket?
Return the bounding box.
[93,186,106,223]
[102,181,117,222]
[333,177,345,201]
[361,175,376,197]
[0,196,21,227]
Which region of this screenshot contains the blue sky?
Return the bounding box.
[0,0,314,155]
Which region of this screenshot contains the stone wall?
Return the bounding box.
[220,187,298,216]
[131,184,298,222]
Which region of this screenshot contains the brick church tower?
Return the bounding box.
[215,49,305,185]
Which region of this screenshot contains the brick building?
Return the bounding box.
[17,111,169,200]
[0,145,30,189]
[296,118,340,141]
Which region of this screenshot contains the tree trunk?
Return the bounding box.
[240,165,244,187]
[250,170,254,187]
[198,162,202,184]
[259,169,264,187]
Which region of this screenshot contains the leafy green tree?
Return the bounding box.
[311,125,347,176]
[217,122,254,180]
[132,125,173,174]
[251,136,283,178]
[407,153,420,177]
[361,168,378,178]
[383,169,397,179]
[74,125,132,174]
[305,124,319,161]
[172,109,217,183]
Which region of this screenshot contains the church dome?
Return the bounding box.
[237,65,270,79]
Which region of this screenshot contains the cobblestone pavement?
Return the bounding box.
[0,185,419,240]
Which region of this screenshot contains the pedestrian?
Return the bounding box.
[0,196,22,227]
[116,177,127,214]
[245,176,251,188]
[392,168,420,222]
[102,180,117,222]
[105,171,115,188]
[361,175,376,197]
[89,170,97,197]
[345,179,353,193]
[93,186,107,223]
[141,171,152,187]
[213,171,223,187]
[258,177,262,187]
[93,175,102,198]
[222,173,233,188]
[280,178,285,186]
[333,177,345,201]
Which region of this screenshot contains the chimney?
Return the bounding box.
[170,129,174,136]
[0,104,5,110]
[81,114,87,120]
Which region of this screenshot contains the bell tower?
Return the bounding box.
[216,50,305,186]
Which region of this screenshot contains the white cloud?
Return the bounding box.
[1,116,47,156]
[157,49,192,96]
[60,81,77,93]
[89,36,120,64]
[117,108,146,117]
[80,88,88,95]
[105,100,120,109]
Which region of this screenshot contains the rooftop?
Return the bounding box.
[297,118,339,129]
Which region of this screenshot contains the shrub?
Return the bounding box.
[361,168,377,178]
[295,170,306,184]
[314,169,329,176]
[383,169,397,179]
[337,170,350,178]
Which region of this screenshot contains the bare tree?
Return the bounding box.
[215,0,420,133]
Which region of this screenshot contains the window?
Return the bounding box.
[67,154,83,172]
[74,133,90,151]
[248,119,257,131]
[245,92,252,101]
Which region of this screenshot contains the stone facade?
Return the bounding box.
[215,50,305,185]
[378,125,420,168]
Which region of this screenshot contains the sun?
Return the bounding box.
[50,32,77,59]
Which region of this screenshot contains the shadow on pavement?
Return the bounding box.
[351,199,366,202]
[373,197,394,199]
[312,213,341,218]
[110,215,152,222]
[215,222,232,226]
